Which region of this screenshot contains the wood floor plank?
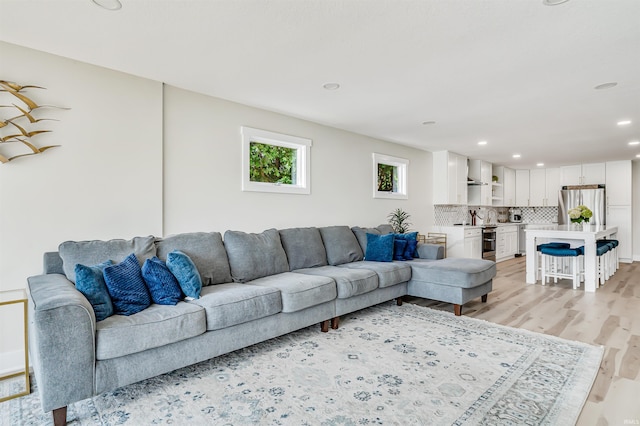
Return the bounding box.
[619,335,640,380]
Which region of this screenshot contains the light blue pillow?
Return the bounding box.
[166,250,202,299]
[142,257,184,305]
[103,253,152,316]
[74,260,114,321]
[365,233,394,262]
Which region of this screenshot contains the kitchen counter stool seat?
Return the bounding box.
[540,245,583,289]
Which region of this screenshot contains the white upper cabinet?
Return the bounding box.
[515,169,530,206]
[560,163,605,186]
[468,159,492,205]
[491,165,515,206]
[433,151,468,205]
[529,168,559,206]
[605,160,632,205]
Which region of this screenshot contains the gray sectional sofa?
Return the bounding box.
[26,224,496,426]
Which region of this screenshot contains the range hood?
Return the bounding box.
[467,177,488,186]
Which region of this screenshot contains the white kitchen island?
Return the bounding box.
[525,225,618,292]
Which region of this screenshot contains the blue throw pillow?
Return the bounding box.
[142,257,184,305]
[103,253,152,316]
[393,239,407,261]
[166,250,202,299]
[395,232,419,257]
[404,239,418,260]
[365,233,394,262]
[75,260,114,321]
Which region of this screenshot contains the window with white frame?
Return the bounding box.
[372,153,408,199]
[241,126,312,194]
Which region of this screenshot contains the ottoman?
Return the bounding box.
[406,258,496,316]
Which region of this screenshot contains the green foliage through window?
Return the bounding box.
[377,163,398,192]
[250,142,297,184]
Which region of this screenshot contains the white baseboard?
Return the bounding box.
[0,350,29,376]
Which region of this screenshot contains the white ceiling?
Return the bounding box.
[1,0,639,168]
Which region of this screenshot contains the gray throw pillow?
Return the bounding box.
[155,232,232,285]
[59,236,156,283]
[319,226,364,265]
[224,228,289,283]
[279,227,328,270]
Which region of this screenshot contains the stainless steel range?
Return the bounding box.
[482,226,497,261]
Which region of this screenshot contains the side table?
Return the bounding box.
[0,289,30,402]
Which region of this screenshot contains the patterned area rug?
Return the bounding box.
[2,302,603,425]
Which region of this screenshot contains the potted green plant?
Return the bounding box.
[387,208,412,233]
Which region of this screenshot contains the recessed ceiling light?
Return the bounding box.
[322,83,340,90]
[617,120,632,126]
[537,163,545,167]
[91,0,122,10]
[594,82,617,90]
[512,154,521,158]
[478,141,487,145]
[543,0,569,5]
[629,141,640,146]
[421,121,436,125]
[637,154,640,158]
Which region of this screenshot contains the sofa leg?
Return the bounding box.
[396,297,403,306]
[331,317,340,329]
[321,320,329,333]
[53,406,67,426]
[454,304,462,316]
[482,294,488,303]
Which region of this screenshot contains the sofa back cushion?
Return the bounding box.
[155,232,232,285]
[279,227,328,270]
[224,228,290,282]
[351,226,382,254]
[59,236,156,283]
[319,226,364,265]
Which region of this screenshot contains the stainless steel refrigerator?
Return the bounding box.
[558,185,606,225]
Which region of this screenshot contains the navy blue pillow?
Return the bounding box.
[103,253,152,316]
[166,250,202,299]
[365,233,394,262]
[75,260,114,321]
[395,232,419,257]
[404,239,418,260]
[393,239,407,261]
[142,256,184,305]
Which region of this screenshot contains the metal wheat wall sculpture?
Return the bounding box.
[0,80,69,163]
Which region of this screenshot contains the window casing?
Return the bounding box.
[372,153,408,199]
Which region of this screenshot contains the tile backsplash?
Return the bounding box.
[434,205,558,226]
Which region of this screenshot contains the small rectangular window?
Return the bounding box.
[242,127,311,194]
[373,153,408,199]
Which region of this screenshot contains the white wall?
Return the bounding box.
[633,160,640,261]
[0,42,163,372]
[163,85,432,235]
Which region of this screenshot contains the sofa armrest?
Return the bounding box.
[416,243,445,260]
[27,274,96,412]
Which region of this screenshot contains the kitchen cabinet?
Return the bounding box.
[434,227,482,259]
[468,159,492,205]
[515,170,530,206]
[529,168,559,207]
[560,163,605,186]
[433,151,467,205]
[605,160,632,205]
[496,225,518,261]
[606,205,632,262]
[492,165,515,206]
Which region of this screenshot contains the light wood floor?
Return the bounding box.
[406,256,640,426]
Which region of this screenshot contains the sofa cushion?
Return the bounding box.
[279,227,328,270]
[189,283,282,330]
[166,250,202,299]
[103,253,152,316]
[339,261,412,288]
[294,265,378,299]
[95,302,206,360]
[376,224,395,234]
[141,257,184,305]
[249,272,336,313]
[365,233,395,262]
[351,226,381,253]
[409,258,496,289]
[319,226,363,266]
[224,229,289,282]
[74,260,114,321]
[59,236,156,283]
[155,232,232,285]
